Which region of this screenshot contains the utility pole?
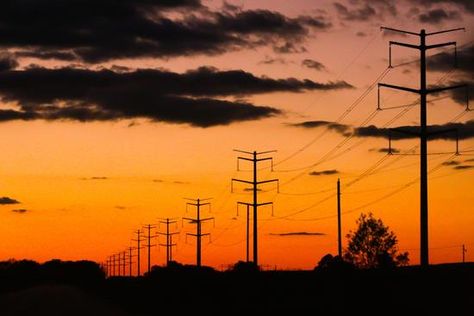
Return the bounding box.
[183,198,214,267]
[158,218,179,266]
[337,178,342,258]
[128,246,134,277]
[122,250,127,276]
[143,224,157,275]
[232,150,279,266]
[132,229,145,276]
[236,203,251,262]
[117,252,122,276]
[462,244,467,263]
[112,254,116,277]
[379,26,466,267]
[105,258,108,277]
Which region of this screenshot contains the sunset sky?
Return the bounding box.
[0,0,473,270]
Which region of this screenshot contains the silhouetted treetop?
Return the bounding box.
[344,212,409,268]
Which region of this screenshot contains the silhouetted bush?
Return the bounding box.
[0,259,104,291]
[147,261,216,278]
[41,259,105,284]
[314,254,355,273]
[230,260,260,273]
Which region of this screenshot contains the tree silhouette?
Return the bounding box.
[344,212,409,268]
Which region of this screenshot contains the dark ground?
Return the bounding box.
[1,260,473,315]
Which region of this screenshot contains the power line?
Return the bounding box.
[274,68,391,168]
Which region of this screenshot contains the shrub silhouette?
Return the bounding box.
[344,212,409,268]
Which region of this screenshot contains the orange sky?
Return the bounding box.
[0,0,473,270]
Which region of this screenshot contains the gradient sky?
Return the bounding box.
[0,0,473,270]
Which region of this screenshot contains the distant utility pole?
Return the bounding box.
[132,229,145,276]
[143,224,157,275]
[232,150,279,266]
[122,250,127,276]
[117,252,122,277]
[112,254,117,277]
[183,198,214,267]
[462,244,467,263]
[379,26,466,267]
[158,218,179,266]
[337,178,342,258]
[105,257,110,277]
[128,246,134,277]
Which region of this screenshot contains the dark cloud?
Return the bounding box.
[291,120,352,136]
[450,81,474,106]
[259,57,288,65]
[302,59,326,71]
[115,206,128,210]
[172,181,190,185]
[454,165,474,170]
[11,209,28,214]
[428,44,473,74]
[293,119,474,141]
[153,179,190,184]
[442,160,460,166]
[309,169,339,176]
[418,9,460,24]
[355,120,474,140]
[413,0,474,14]
[269,231,326,236]
[222,1,242,12]
[0,197,20,205]
[333,2,376,21]
[464,158,474,162]
[0,66,352,127]
[81,177,108,180]
[426,44,473,105]
[0,1,330,63]
[370,147,400,153]
[15,50,78,61]
[0,55,19,72]
[273,42,307,54]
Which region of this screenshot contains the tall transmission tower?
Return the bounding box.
[183,198,214,267]
[121,250,127,276]
[158,218,179,266]
[117,252,122,276]
[379,26,467,267]
[143,224,157,275]
[337,178,342,258]
[132,229,145,276]
[232,150,279,266]
[113,254,117,276]
[128,246,135,277]
[110,255,114,277]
